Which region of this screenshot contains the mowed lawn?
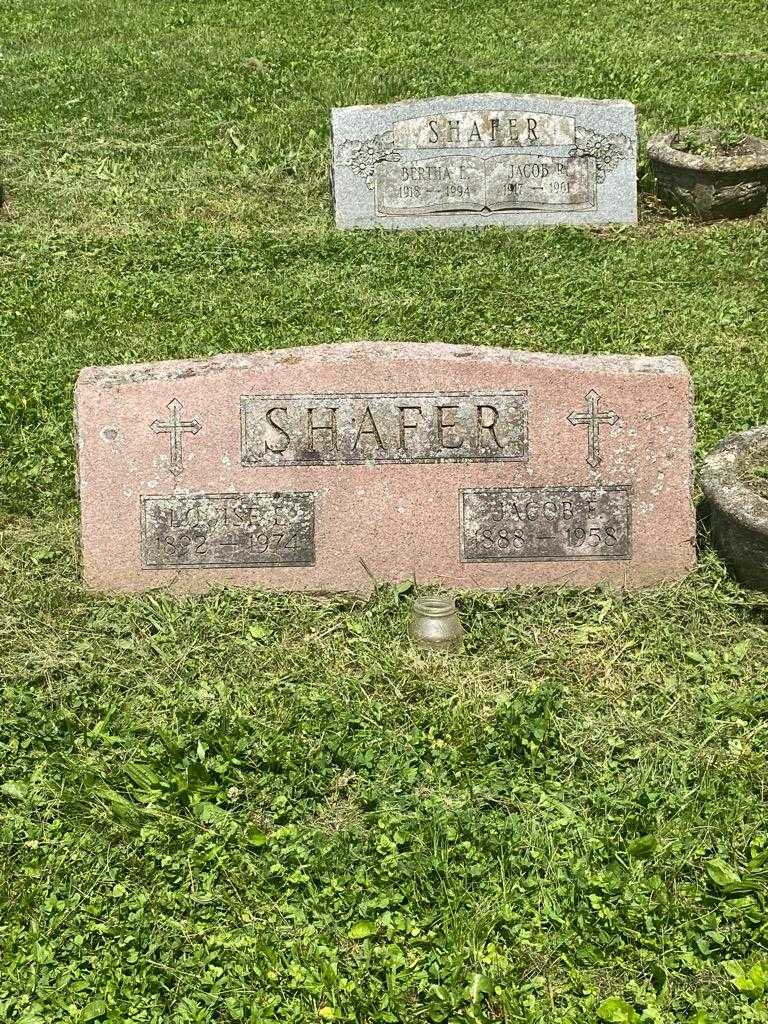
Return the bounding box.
[2,2,768,1021]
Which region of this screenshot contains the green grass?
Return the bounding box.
[2,1,768,1021]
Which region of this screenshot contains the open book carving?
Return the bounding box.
[375,153,597,216]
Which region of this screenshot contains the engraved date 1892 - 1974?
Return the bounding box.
[141,492,315,569]
[461,485,631,562]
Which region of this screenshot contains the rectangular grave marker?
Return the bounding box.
[331,93,636,229]
[75,342,694,594]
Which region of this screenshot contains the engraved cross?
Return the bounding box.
[567,390,619,469]
[150,398,201,477]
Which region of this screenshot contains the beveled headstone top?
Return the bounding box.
[331,93,637,229]
[75,342,694,595]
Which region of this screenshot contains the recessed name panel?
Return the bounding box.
[461,484,632,562]
[241,391,528,467]
[141,492,315,569]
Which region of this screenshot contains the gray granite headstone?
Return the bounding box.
[331,93,636,230]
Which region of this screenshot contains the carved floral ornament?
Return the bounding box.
[570,126,635,183]
[336,131,401,190]
[337,124,635,188]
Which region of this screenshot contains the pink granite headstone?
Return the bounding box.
[74,342,695,594]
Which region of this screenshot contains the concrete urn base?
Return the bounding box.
[648,131,768,219]
[701,427,768,591]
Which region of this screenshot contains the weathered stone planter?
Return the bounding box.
[647,130,768,219]
[700,427,768,591]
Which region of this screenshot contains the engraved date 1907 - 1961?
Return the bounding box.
[461,484,632,562]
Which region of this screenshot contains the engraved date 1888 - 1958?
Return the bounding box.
[461,484,631,562]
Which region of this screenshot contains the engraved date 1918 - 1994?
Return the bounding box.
[141,492,315,569]
[461,484,632,562]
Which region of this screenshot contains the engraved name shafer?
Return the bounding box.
[461,484,632,562]
[141,492,315,569]
[241,391,528,466]
[391,111,576,149]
